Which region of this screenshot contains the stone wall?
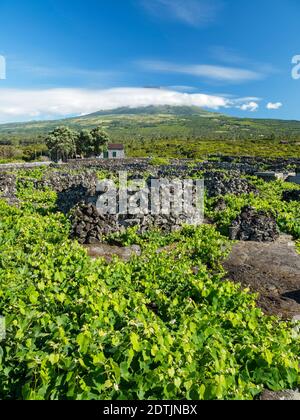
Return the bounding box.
[0,173,17,205]
[229,206,280,242]
[63,156,300,175]
[204,171,257,197]
[1,156,300,175]
[0,160,298,244]
[36,172,98,213]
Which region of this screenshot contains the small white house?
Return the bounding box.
[99,144,125,159]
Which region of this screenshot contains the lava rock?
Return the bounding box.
[229,206,280,242]
[282,190,300,202]
[214,198,227,212]
[204,171,257,198]
[69,200,195,244]
[41,172,97,213]
[0,173,18,204]
[70,202,119,244]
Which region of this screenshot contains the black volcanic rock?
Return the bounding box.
[229,206,279,242]
[204,172,257,198]
[0,173,17,204]
[282,190,300,202]
[70,202,119,244]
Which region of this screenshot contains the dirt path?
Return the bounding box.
[224,235,300,319]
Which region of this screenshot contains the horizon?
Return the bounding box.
[1,103,300,127]
[0,0,300,123]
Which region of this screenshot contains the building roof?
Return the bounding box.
[108,144,124,150]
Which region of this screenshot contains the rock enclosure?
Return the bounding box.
[229,206,280,242]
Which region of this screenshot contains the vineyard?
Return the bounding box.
[0,163,300,400]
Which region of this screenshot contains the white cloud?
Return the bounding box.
[140,0,221,26]
[239,101,259,112]
[0,87,268,123]
[266,102,282,110]
[139,60,264,83]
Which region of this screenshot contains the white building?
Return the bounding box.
[99,144,125,159]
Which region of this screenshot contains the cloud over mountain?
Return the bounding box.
[0,87,266,123]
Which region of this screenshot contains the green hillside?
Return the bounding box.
[1,106,300,159]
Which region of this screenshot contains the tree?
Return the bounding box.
[76,129,93,157]
[76,127,109,158]
[45,126,78,162]
[89,127,110,156]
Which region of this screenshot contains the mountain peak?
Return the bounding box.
[84,105,216,118]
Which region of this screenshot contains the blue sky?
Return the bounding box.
[0,0,299,122]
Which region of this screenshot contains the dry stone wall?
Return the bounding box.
[0,174,17,205]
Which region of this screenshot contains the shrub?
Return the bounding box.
[149,157,170,166]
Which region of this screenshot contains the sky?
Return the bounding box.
[0,0,299,123]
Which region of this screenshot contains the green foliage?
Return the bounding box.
[90,127,110,154]
[14,166,49,181]
[16,181,58,214]
[45,126,78,162]
[206,178,300,239]
[21,144,49,162]
[76,129,93,157]
[0,145,24,162]
[149,157,170,166]
[77,127,109,157]
[0,194,299,400]
[96,169,111,180]
[0,144,48,163]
